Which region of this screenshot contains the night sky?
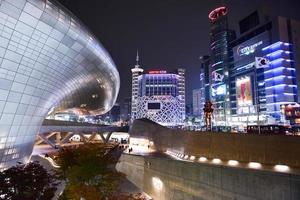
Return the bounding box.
[57,0,300,104]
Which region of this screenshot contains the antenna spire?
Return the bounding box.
[136,49,139,67]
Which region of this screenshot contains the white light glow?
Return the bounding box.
[228,160,239,166]
[248,162,262,169]
[190,156,195,160]
[274,165,290,172]
[39,155,60,168]
[152,177,163,191]
[184,155,189,159]
[199,157,207,162]
[212,158,221,164]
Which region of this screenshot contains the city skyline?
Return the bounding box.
[0,1,300,199]
[57,0,300,103]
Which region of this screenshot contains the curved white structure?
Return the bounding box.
[0,0,119,168]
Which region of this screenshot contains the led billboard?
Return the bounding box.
[212,84,226,97]
[236,76,253,114]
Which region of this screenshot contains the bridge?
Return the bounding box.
[33,119,300,199]
[35,120,129,149]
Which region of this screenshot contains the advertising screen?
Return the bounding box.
[212,84,226,97]
[236,76,253,114]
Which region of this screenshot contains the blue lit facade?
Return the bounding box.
[263,42,298,118]
[230,32,269,127]
[201,8,300,129]
[229,22,298,128]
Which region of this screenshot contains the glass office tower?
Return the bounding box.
[208,7,236,129]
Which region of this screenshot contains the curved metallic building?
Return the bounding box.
[0,0,119,168]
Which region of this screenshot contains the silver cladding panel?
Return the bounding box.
[0,0,120,168]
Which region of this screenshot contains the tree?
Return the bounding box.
[0,161,58,200]
[56,143,125,200]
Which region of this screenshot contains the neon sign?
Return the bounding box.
[148,70,167,74]
[212,70,224,82]
[208,7,227,22]
[237,41,263,56]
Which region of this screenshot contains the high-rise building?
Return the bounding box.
[228,10,300,129]
[109,103,121,122]
[198,55,211,122]
[121,97,131,122]
[192,89,202,116]
[177,68,186,118]
[186,103,193,117]
[131,51,144,121]
[208,7,236,128]
[98,103,121,123]
[131,68,186,126]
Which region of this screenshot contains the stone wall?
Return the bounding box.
[117,153,300,200]
[129,119,300,168]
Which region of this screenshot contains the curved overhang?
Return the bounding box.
[0,0,119,168]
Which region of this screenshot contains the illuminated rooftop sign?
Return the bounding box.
[208,7,227,22]
[148,70,167,74]
[237,41,263,56]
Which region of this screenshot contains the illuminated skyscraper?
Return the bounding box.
[208,7,236,129]
[197,55,211,122]
[121,97,131,122]
[192,89,201,116]
[131,51,144,121]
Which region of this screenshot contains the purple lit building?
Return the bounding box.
[132,69,186,126]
